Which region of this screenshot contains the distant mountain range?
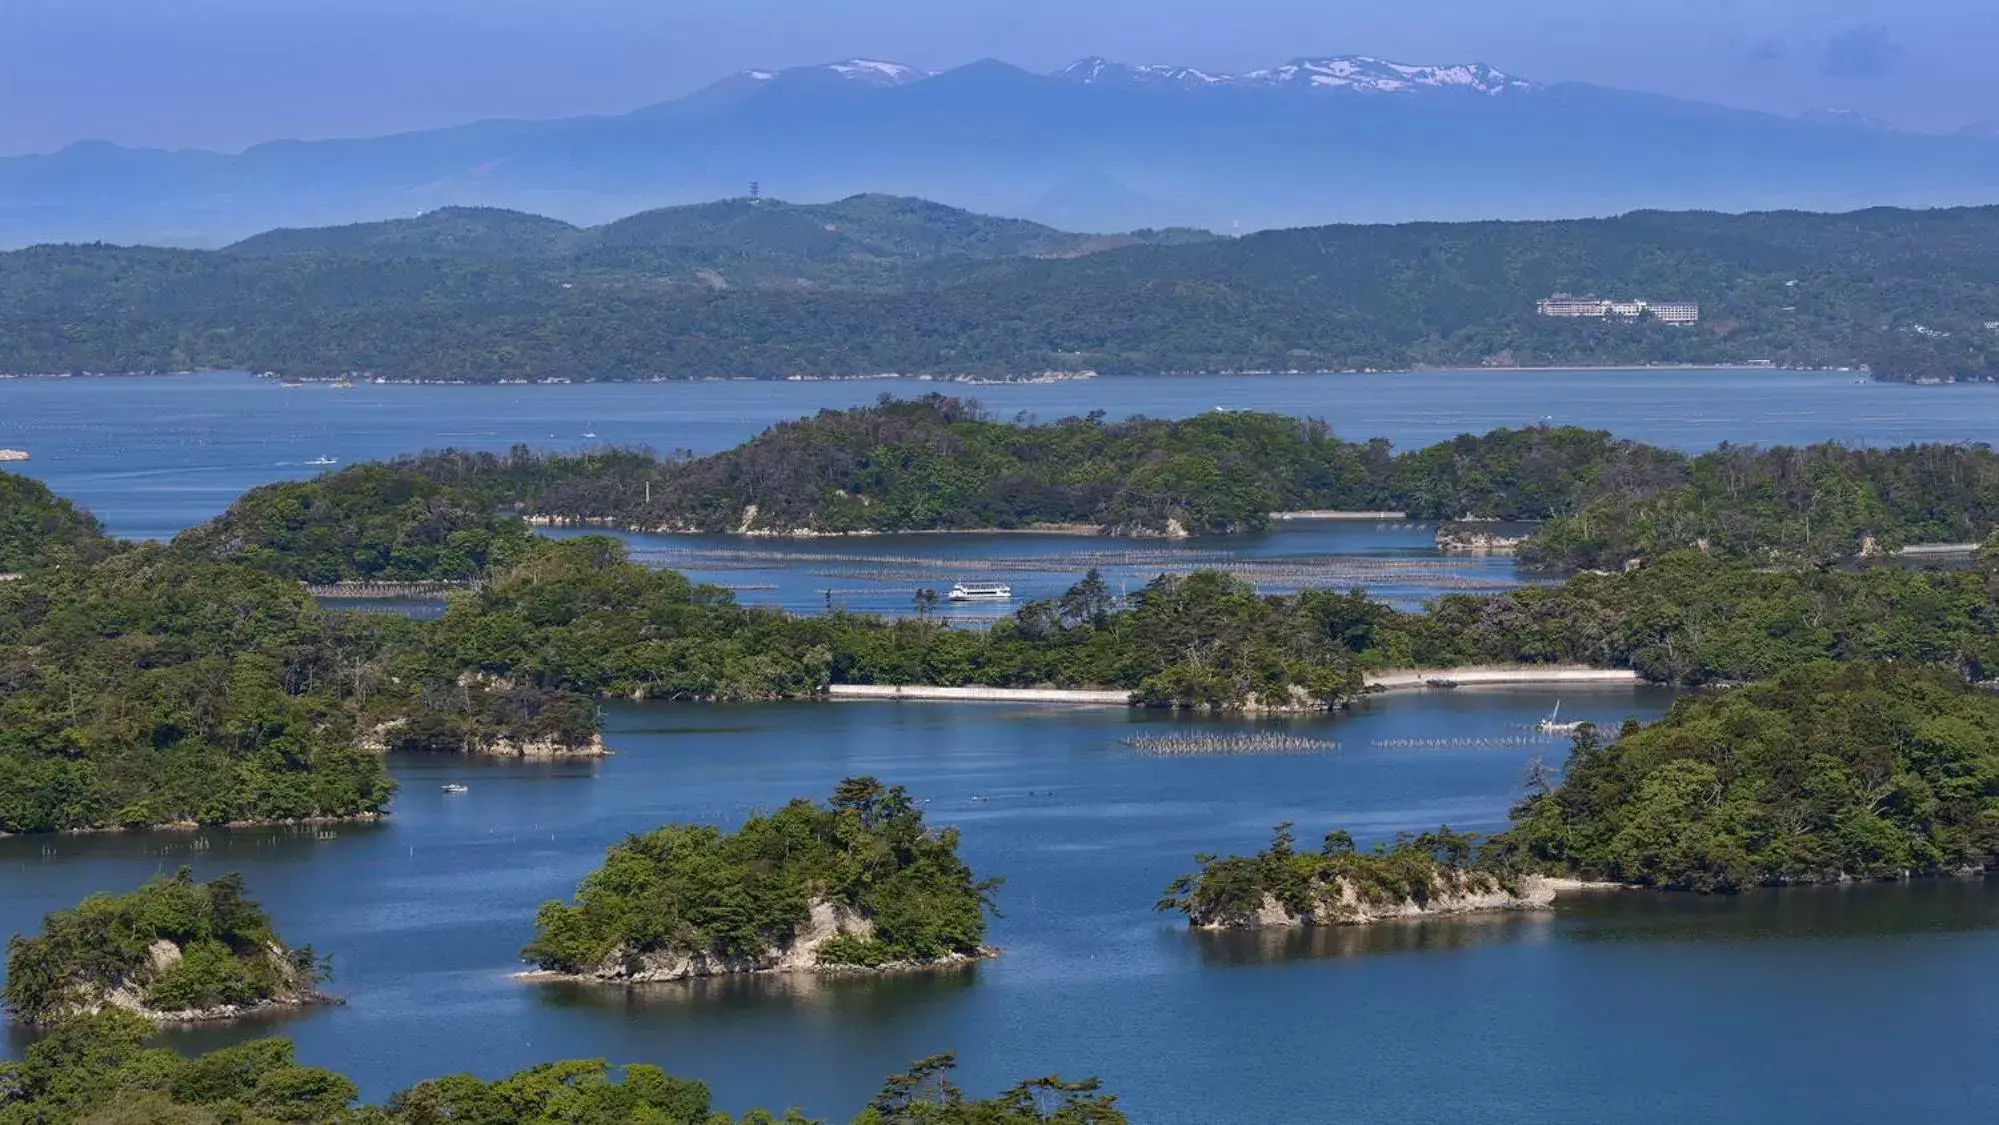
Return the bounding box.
[6,192,1997,383]
[5,52,1999,247]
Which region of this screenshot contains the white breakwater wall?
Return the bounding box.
[825,666,1642,708]
[1268,510,1409,521]
[1364,666,1644,693]
[826,684,1133,705]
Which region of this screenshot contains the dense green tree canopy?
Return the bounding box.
[0,1013,1124,1124]
[1504,663,1999,890]
[240,402,1999,564]
[0,470,111,573]
[172,464,534,583]
[524,777,998,974]
[4,870,320,1027]
[0,546,396,833]
[7,202,1999,381]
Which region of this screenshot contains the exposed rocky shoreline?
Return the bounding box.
[1186,875,1616,930]
[518,899,995,986]
[31,939,336,1028]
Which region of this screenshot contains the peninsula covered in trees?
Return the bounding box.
[6,196,1999,382]
[0,1011,1125,1123]
[3,871,329,1026]
[1161,662,1999,928]
[524,778,999,981]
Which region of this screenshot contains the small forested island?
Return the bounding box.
[3,870,331,1026]
[1157,825,1551,927]
[1161,663,1999,931]
[0,1013,1123,1124]
[523,778,999,982]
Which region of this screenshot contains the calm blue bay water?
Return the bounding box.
[546,521,1529,616]
[4,693,1996,1122]
[5,372,1999,1121]
[2,369,1993,541]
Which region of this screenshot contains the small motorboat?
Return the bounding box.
[440,783,469,794]
[1536,701,1586,735]
[306,455,338,466]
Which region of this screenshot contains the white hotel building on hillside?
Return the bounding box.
[1536,295,1700,324]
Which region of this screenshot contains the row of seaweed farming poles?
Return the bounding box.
[1121,732,1341,756]
[1370,735,1557,749]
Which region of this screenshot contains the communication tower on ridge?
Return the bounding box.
[748,181,762,203]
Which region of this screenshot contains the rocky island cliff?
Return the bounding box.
[3,871,334,1027]
[521,777,999,983]
[1157,824,1562,929]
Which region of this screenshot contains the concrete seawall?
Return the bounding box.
[826,666,1642,708]
[1363,666,1643,693]
[826,684,1132,705]
[1269,510,1410,521]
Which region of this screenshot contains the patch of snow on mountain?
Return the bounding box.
[1056,53,1533,95]
[824,59,934,86]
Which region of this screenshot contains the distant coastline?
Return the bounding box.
[0,363,1898,385]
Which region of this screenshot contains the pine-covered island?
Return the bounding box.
[3,870,333,1026]
[521,778,1000,983]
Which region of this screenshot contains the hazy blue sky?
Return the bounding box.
[4,0,1996,153]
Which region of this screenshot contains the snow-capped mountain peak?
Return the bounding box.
[1053,54,1534,96]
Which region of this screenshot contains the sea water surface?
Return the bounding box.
[546,521,1531,616]
[3,369,1994,540]
[5,691,1998,1124]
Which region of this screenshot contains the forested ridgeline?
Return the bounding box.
[162,399,1999,565]
[525,778,998,979]
[7,200,1999,380]
[171,461,536,583]
[0,1012,1124,1123]
[1165,663,1999,917]
[0,472,113,573]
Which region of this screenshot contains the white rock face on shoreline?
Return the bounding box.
[523,898,990,984]
[40,939,331,1026]
[1193,874,1564,930]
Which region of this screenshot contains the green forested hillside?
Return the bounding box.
[0,547,397,832]
[0,470,112,572]
[7,201,1999,380]
[1503,662,1999,890]
[372,400,1667,536]
[171,463,534,582]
